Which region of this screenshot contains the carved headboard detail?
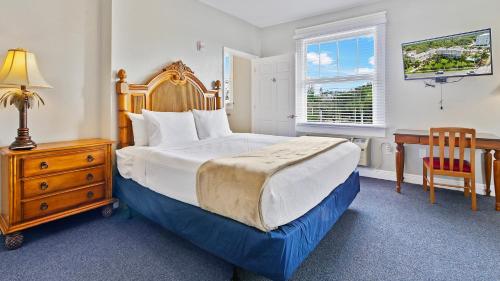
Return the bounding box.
[116,60,221,148]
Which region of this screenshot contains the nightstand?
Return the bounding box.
[0,139,116,250]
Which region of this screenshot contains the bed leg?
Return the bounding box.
[125,206,133,219]
[126,206,139,219]
[118,203,136,219]
[231,266,241,281]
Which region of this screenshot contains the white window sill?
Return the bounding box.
[296,122,386,138]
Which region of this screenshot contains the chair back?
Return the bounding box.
[428,127,476,173]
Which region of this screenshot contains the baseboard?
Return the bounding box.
[357,167,496,197]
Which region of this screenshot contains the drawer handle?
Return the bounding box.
[40,182,49,190]
[87,191,94,199]
[87,155,95,163]
[40,162,49,169]
[40,202,48,211]
[86,173,94,181]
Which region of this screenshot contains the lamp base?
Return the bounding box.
[10,97,37,151]
[9,136,37,150]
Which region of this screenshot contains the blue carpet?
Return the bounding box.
[1,177,499,281]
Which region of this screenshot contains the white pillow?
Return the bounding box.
[142,110,199,146]
[192,109,232,139]
[126,112,148,146]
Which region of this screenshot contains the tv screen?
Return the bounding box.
[402,29,493,80]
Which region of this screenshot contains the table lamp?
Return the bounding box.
[0,48,52,150]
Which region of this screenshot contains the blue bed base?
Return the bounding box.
[114,171,360,281]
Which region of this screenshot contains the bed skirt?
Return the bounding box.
[113,170,360,281]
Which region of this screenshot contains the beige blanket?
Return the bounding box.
[196,136,347,232]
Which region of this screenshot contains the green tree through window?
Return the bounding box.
[307,83,373,124]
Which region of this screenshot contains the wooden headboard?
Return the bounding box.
[116,60,222,148]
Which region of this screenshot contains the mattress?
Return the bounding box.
[116,133,360,229]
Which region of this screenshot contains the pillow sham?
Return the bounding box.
[126,112,148,146]
[142,110,199,146]
[192,108,232,140]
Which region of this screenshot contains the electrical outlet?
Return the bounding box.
[382,143,393,155]
[419,148,427,158]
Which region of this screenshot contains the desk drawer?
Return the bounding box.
[22,149,105,177]
[22,184,105,221]
[22,166,105,199]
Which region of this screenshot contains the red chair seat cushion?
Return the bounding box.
[423,157,471,172]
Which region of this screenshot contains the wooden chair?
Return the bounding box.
[422,128,477,210]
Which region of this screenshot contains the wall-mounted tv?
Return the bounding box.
[402,29,493,81]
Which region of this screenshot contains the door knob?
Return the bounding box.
[272,78,276,82]
[287,114,296,119]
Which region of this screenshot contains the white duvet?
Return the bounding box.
[116,133,360,229]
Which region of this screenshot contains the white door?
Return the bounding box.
[252,54,295,136]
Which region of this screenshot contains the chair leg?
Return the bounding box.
[471,179,477,211]
[464,178,470,197]
[423,163,428,192]
[429,173,435,204]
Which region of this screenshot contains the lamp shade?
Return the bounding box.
[0,48,52,88]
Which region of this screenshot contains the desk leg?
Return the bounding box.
[494,150,500,211]
[396,143,405,193]
[484,150,492,196]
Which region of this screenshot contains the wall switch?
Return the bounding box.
[196,40,205,52]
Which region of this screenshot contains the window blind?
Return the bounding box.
[295,12,386,128]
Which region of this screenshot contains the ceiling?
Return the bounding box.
[199,0,382,28]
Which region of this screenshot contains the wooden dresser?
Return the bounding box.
[0,139,116,250]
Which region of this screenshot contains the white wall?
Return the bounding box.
[260,0,500,185]
[3,0,498,188]
[0,0,103,146]
[0,0,261,146]
[106,0,261,139]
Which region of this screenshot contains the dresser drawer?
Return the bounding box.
[22,166,105,199]
[22,149,105,177]
[22,184,105,221]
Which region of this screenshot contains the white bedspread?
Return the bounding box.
[116,133,360,229]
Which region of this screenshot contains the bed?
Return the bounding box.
[114,61,361,281]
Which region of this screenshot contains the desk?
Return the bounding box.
[394,129,500,211]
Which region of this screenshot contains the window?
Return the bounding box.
[305,32,375,125]
[295,12,386,136]
[223,53,233,104]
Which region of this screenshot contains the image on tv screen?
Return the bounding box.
[402,29,492,80]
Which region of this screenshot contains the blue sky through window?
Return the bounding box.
[338,38,358,75]
[306,35,374,91]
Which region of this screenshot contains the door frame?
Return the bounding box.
[222,47,258,108]
[251,53,295,134]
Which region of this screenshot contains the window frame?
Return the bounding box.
[223,52,234,105]
[222,47,259,110]
[294,12,387,137]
